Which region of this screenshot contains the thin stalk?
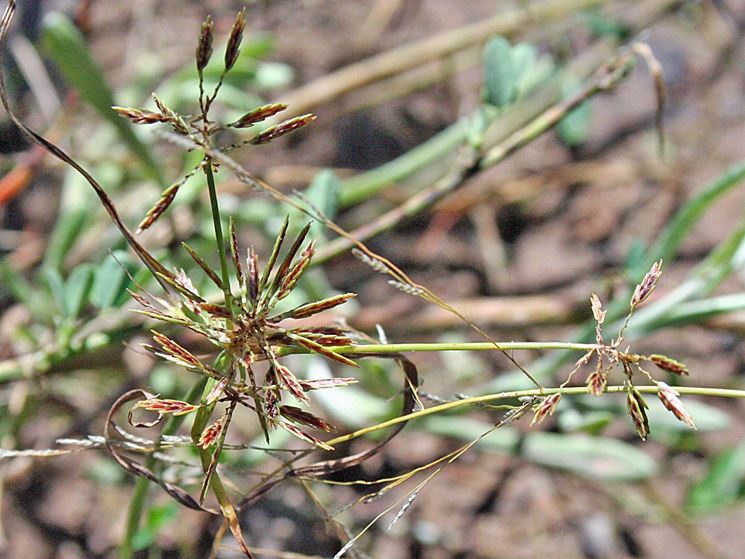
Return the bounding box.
[120,377,208,559]
[324,385,745,447]
[277,341,598,357]
[204,160,232,309]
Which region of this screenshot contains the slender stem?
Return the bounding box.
[204,160,232,308]
[324,384,745,447]
[277,341,598,357]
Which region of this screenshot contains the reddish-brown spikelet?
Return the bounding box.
[250,114,317,144]
[229,219,244,286]
[626,389,650,440]
[288,333,358,367]
[198,416,225,448]
[530,393,561,426]
[196,15,214,72]
[299,377,358,391]
[246,246,259,303]
[151,331,203,370]
[224,8,246,72]
[279,293,356,320]
[136,398,198,416]
[280,422,333,450]
[586,369,607,396]
[230,103,288,128]
[293,332,353,347]
[280,405,334,431]
[182,242,224,290]
[649,354,689,376]
[112,106,170,125]
[137,182,180,233]
[264,389,279,420]
[631,259,662,308]
[657,382,696,429]
[276,242,314,300]
[275,364,308,403]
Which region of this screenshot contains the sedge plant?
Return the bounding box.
[3,2,745,557]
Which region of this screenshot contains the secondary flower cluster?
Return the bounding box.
[530,260,697,440]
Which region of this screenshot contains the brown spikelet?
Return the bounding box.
[250,114,316,144]
[112,106,171,125]
[530,393,562,426]
[276,293,356,321]
[280,421,333,450]
[626,388,650,440]
[271,223,312,293]
[151,331,204,370]
[137,181,181,233]
[657,382,696,429]
[275,364,308,403]
[586,369,607,396]
[649,354,689,376]
[151,94,189,135]
[246,246,259,304]
[263,388,279,420]
[229,218,244,287]
[135,398,199,416]
[287,333,358,367]
[182,242,224,290]
[198,416,225,448]
[631,259,662,309]
[292,332,353,347]
[280,405,334,431]
[299,377,358,391]
[276,241,314,300]
[224,8,246,72]
[196,15,214,72]
[229,103,288,128]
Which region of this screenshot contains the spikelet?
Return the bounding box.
[196,15,214,73]
[649,354,689,376]
[224,8,246,72]
[250,114,316,144]
[229,103,288,128]
[657,382,696,429]
[631,260,662,309]
[530,393,561,426]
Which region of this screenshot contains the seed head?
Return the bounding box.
[626,389,650,440]
[224,8,247,72]
[112,106,170,125]
[590,293,606,324]
[586,369,607,396]
[530,393,562,426]
[250,114,317,144]
[196,15,214,72]
[657,382,696,429]
[198,416,225,448]
[649,354,689,376]
[230,103,288,128]
[631,259,662,309]
[135,398,199,416]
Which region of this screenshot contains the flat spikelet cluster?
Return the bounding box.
[132,216,358,448]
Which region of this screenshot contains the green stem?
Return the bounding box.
[120,377,208,559]
[325,384,745,447]
[204,160,232,308]
[277,341,598,357]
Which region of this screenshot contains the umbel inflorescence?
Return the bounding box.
[130,217,359,450]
